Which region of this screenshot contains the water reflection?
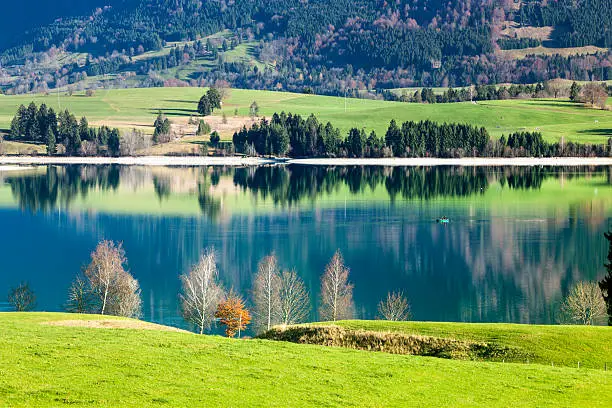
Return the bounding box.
[0,165,610,327]
[5,165,611,214]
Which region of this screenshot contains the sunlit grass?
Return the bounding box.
[0,312,610,407]
[0,88,610,144]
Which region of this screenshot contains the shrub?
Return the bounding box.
[209,131,221,147]
[259,326,526,361]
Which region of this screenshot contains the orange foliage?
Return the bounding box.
[215,292,252,338]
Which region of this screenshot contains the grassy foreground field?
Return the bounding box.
[0,88,611,147]
[324,321,612,369]
[0,313,610,407]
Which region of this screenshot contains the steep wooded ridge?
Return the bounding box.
[1,0,610,94]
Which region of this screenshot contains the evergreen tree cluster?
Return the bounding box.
[384,83,550,103]
[197,88,222,116]
[9,102,121,156]
[497,38,542,50]
[152,112,172,143]
[519,0,612,48]
[2,1,612,93]
[233,112,612,158]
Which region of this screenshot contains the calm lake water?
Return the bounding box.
[1,165,611,328]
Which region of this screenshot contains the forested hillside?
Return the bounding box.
[1,0,610,95]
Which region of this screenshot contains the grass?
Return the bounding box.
[0,313,610,407]
[0,140,46,155]
[0,88,611,147]
[325,321,612,369]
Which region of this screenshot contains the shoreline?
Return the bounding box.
[1,156,612,167]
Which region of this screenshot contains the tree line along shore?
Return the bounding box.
[2,86,612,159]
[6,231,612,335]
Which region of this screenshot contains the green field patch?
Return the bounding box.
[0,89,611,144]
[0,313,610,407]
[327,321,612,369]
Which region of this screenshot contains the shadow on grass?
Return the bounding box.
[163,99,198,104]
[148,108,197,116]
[576,128,612,136]
[519,101,577,109]
[186,140,209,146]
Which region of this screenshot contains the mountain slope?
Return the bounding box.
[0,0,610,95]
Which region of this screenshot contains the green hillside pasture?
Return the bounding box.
[0,88,611,144]
[327,321,612,369]
[0,313,610,407]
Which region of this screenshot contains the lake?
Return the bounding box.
[1,165,610,329]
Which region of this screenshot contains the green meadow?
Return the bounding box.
[0,88,611,144]
[326,321,612,369]
[0,313,610,407]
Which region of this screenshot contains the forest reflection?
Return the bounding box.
[4,165,611,215]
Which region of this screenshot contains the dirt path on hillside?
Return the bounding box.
[42,319,190,333]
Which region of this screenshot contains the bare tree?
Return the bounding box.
[180,248,224,334]
[84,240,142,318]
[252,253,281,332]
[65,275,94,313]
[109,273,142,318]
[378,291,411,321]
[319,250,354,321]
[278,270,311,325]
[8,282,36,311]
[559,281,607,325]
[544,79,566,99]
[120,129,152,156]
[580,83,608,109]
[214,79,231,100]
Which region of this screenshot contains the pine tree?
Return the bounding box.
[79,117,89,141]
[153,112,164,143]
[108,130,121,157]
[46,128,56,156]
[198,95,212,116]
[570,82,581,102]
[385,119,401,155]
[197,120,211,136]
[207,88,222,109]
[599,231,612,325]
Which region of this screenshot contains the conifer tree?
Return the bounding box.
[46,128,56,156]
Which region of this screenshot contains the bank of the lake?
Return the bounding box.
[2,156,612,167]
[1,165,610,326]
[0,313,609,407]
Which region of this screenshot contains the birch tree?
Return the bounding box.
[378,291,411,321]
[180,248,224,334]
[559,281,607,325]
[319,250,354,321]
[252,253,281,332]
[278,270,311,325]
[83,240,142,318]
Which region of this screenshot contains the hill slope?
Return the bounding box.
[1,88,611,144]
[1,1,610,95]
[0,313,610,407]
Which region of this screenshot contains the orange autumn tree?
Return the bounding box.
[215,291,252,337]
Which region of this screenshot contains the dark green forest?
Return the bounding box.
[2,0,611,93]
[232,113,612,158]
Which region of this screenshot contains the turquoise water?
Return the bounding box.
[0,165,610,329]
